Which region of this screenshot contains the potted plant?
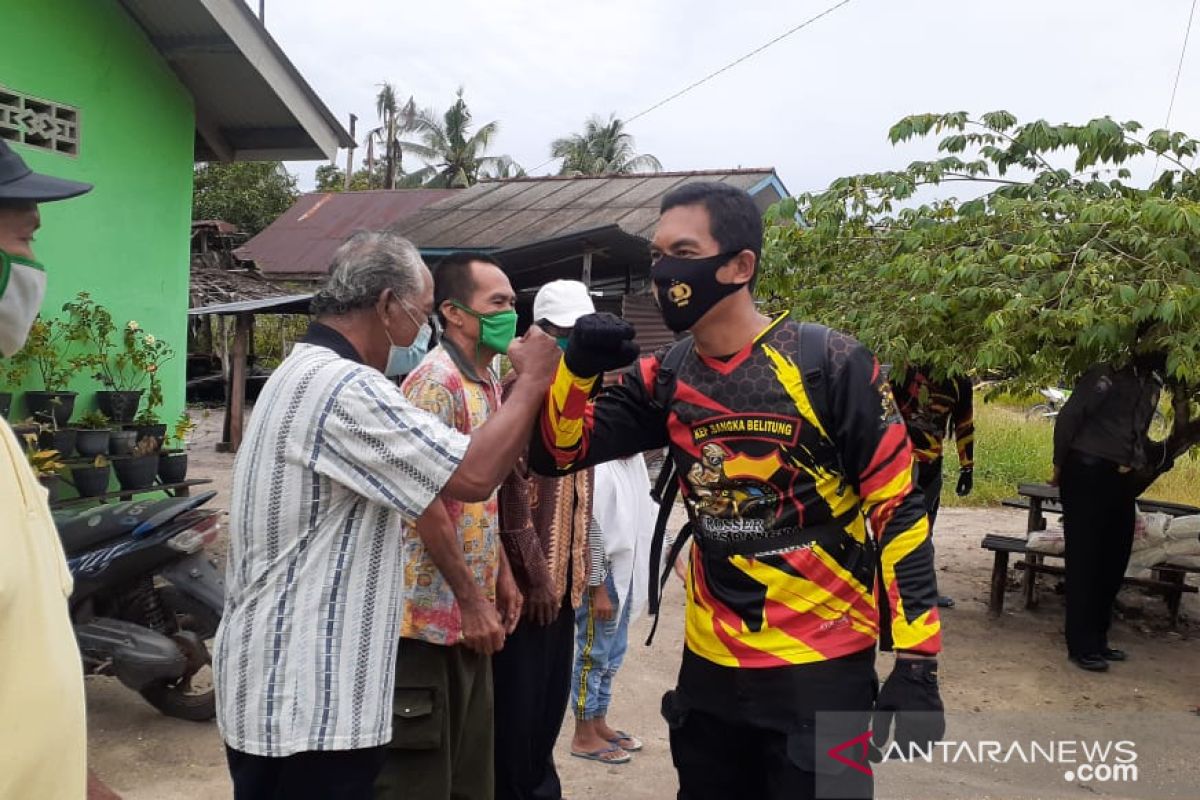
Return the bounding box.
[67,454,112,498]
[0,360,28,419]
[35,407,77,459]
[23,434,66,502]
[64,295,145,423]
[112,435,159,490]
[108,426,138,456]
[13,317,80,426]
[158,438,189,484]
[131,406,166,451]
[157,411,196,484]
[74,410,112,457]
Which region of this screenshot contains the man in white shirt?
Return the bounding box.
[214,231,560,799]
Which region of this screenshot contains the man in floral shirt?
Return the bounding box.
[376,252,523,800]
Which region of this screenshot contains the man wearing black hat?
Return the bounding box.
[0,138,95,799]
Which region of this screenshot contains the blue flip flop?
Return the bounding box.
[607,730,643,752]
[570,745,631,765]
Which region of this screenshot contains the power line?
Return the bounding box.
[529,0,853,175]
[626,0,853,125]
[1165,0,1198,128]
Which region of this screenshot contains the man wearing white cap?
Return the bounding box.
[493,280,602,799]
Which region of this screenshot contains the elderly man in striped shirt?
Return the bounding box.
[213,231,561,800]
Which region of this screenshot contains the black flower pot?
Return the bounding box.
[158,450,188,484]
[69,462,112,498]
[38,474,61,503]
[95,390,143,424]
[0,392,11,419]
[25,391,77,428]
[130,423,167,450]
[38,428,77,458]
[74,428,111,457]
[108,429,138,456]
[113,454,158,490]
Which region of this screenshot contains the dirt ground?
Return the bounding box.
[85,412,1200,799]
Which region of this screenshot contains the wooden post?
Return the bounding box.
[989,550,1009,616]
[344,114,357,192]
[581,250,593,286]
[229,313,251,453]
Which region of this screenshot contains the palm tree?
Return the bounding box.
[400,88,512,188]
[370,83,418,189]
[551,114,663,176]
[480,155,527,181]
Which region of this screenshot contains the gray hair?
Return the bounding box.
[310,231,427,316]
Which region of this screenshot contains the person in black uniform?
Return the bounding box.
[1052,354,1170,672]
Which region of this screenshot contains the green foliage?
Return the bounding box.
[133,406,161,426]
[172,410,197,445]
[10,317,79,391]
[76,410,111,430]
[941,399,1200,508]
[315,163,389,192]
[192,161,299,235]
[400,88,518,188]
[762,110,1200,455]
[551,114,663,176]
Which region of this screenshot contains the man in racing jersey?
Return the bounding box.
[891,366,975,608]
[528,182,945,799]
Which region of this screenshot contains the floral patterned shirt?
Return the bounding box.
[399,342,501,645]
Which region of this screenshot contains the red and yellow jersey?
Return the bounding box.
[529,314,941,667]
[891,368,975,467]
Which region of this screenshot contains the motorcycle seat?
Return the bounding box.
[55,503,138,554]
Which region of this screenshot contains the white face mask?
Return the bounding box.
[382,299,432,378]
[0,251,46,357]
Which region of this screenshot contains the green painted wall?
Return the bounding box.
[1,0,194,426]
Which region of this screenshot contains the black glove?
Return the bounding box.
[871,658,945,760]
[956,468,973,497]
[563,312,640,378]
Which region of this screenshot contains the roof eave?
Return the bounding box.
[121,0,352,162]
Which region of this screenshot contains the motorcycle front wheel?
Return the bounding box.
[138,586,220,722]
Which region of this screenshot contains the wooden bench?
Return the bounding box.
[981,533,1199,625]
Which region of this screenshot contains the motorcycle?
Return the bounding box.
[54,491,224,721]
[1025,387,1070,421]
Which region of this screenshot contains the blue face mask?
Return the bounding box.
[384,301,432,377]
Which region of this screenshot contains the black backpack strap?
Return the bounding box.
[798,323,834,442]
[644,337,694,646]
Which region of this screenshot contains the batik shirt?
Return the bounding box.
[399,341,501,645]
[891,368,975,467]
[530,313,941,667]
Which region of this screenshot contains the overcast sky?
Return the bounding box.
[252,0,1200,195]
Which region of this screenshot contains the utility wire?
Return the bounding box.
[1166,0,1198,128]
[529,0,853,175]
[625,0,852,125]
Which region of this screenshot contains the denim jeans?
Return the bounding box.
[571,576,632,721]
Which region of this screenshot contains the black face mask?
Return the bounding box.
[650,250,747,332]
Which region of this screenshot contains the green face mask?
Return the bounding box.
[452,301,518,355]
[556,336,570,351]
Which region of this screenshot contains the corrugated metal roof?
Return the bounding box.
[188,293,312,316]
[392,169,786,250]
[238,189,459,277]
[116,0,352,161]
[622,294,677,354]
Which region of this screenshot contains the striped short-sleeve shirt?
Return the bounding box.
[214,329,468,757]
